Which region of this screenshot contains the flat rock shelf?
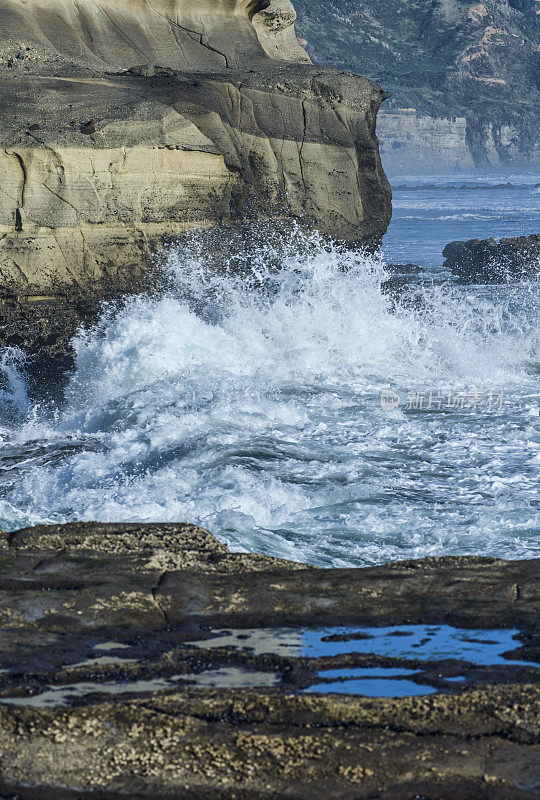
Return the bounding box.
[0,521,538,798]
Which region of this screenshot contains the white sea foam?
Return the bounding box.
[0,224,538,566]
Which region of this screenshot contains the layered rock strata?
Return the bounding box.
[377,110,537,174]
[0,521,538,798]
[0,0,391,302]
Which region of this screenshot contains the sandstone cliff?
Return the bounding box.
[377,109,536,174]
[0,0,391,300]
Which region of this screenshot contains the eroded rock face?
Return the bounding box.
[0,0,391,301]
[377,110,538,174]
[0,521,538,798]
[1,0,311,69]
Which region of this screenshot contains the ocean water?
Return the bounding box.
[385,171,540,269]
[0,174,538,567]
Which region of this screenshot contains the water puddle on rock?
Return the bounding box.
[1,678,176,708]
[190,624,535,666]
[306,666,437,698]
[0,668,279,708]
[190,623,538,697]
[2,625,536,706]
[62,656,139,669]
[175,667,279,689]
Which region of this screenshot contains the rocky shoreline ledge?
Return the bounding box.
[0,521,538,798]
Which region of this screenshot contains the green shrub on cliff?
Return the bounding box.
[294,0,539,131]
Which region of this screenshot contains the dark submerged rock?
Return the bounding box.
[443,234,540,284]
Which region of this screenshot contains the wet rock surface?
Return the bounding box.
[443,234,540,284]
[0,297,104,401]
[0,521,538,798]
